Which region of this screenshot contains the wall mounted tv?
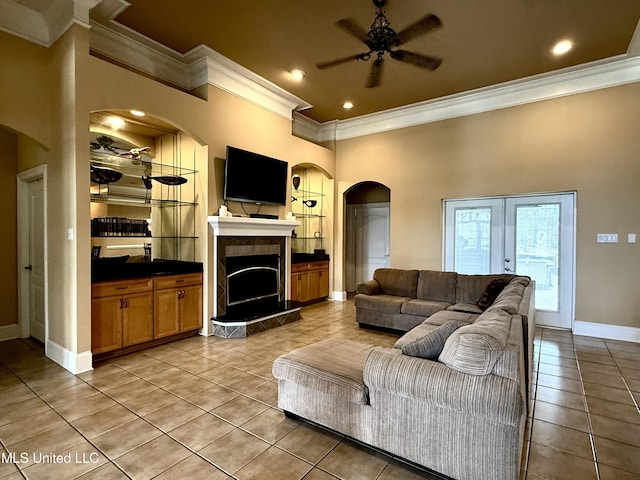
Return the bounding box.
[223,146,289,206]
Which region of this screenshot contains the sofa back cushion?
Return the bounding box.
[416,270,457,303]
[486,277,529,314]
[455,274,515,305]
[373,268,419,298]
[438,309,512,375]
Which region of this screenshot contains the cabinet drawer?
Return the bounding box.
[291,261,329,273]
[92,277,153,298]
[154,273,202,290]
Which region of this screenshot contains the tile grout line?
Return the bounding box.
[573,338,601,480]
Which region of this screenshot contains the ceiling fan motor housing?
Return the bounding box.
[366,12,398,52]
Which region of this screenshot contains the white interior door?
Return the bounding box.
[354,203,390,286]
[28,178,46,342]
[444,193,575,329]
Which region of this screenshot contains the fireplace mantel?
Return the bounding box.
[208,216,300,237]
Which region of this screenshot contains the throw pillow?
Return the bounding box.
[476,279,510,311]
[401,320,459,359]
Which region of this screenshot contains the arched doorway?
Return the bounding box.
[344,182,390,292]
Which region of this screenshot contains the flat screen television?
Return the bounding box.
[224,146,289,206]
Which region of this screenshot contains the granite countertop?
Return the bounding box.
[92,256,203,282]
[291,252,330,264]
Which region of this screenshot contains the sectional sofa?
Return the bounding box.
[273,269,535,480]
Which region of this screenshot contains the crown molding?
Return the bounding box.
[88,14,311,120]
[184,45,311,120]
[0,0,98,46]
[306,54,640,142]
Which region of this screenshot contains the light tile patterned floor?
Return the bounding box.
[0,299,639,479]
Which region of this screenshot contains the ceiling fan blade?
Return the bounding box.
[336,18,369,43]
[390,49,442,70]
[316,53,368,70]
[366,58,384,88]
[395,13,442,46]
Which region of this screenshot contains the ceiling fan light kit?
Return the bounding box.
[317,0,442,88]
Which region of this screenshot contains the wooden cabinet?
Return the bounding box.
[154,273,203,338]
[91,272,202,358]
[290,261,329,304]
[91,278,153,354]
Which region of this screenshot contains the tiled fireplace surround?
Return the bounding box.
[208,217,301,338]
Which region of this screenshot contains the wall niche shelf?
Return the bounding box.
[291,167,329,255]
[89,130,199,262]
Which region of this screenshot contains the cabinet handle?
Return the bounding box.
[119,298,124,309]
[116,286,128,290]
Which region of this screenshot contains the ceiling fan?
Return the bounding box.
[316,0,442,88]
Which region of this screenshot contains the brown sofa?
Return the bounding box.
[355,268,526,332]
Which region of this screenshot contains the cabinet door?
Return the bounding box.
[123,292,154,346]
[179,284,202,332]
[317,268,330,298]
[154,288,180,338]
[308,270,321,301]
[91,297,123,354]
[290,272,307,302]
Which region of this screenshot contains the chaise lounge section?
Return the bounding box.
[273,270,535,480]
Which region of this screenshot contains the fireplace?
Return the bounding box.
[208,216,301,337]
[226,253,280,308]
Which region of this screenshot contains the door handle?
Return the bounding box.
[24,265,32,270]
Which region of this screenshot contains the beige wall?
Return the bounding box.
[336,82,640,329]
[0,129,18,327]
[2,20,638,362]
[0,26,334,358]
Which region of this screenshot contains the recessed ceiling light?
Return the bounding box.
[104,116,126,130]
[552,39,574,56]
[129,109,146,117]
[290,69,306,80]
[343,101,354,110]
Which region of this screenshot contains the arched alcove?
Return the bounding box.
[344,181,391,292]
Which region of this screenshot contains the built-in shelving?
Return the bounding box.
[90,133,199,262]
[291,167,328,254]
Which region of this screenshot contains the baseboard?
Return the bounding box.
[573,320,640,344]
[0,323,20,341]
[331,291,348,301]
[46,339,93,374]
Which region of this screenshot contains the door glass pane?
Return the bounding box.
[515,204,560,311]
[454,208,491,274]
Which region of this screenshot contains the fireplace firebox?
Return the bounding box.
[226,254,280,307]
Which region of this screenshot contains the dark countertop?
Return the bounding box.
[92,256,203,282]
[291,252,330,264]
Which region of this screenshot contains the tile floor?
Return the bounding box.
[0,299,639,480]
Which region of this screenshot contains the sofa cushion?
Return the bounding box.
[416,270,457,303]
[401,320,459,359]
[393,323,442,349]
[486,281,526,315]
[438,309,512,375]
[455,273,515,305]
[373,268,419,297]
[400,299,451,318]
[476,278,510,310]
[424,310,478,326]
[447,303,484,315]
[354,293,413,315]
[272,338,374,404]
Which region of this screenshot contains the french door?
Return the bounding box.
[444,193,575,328]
